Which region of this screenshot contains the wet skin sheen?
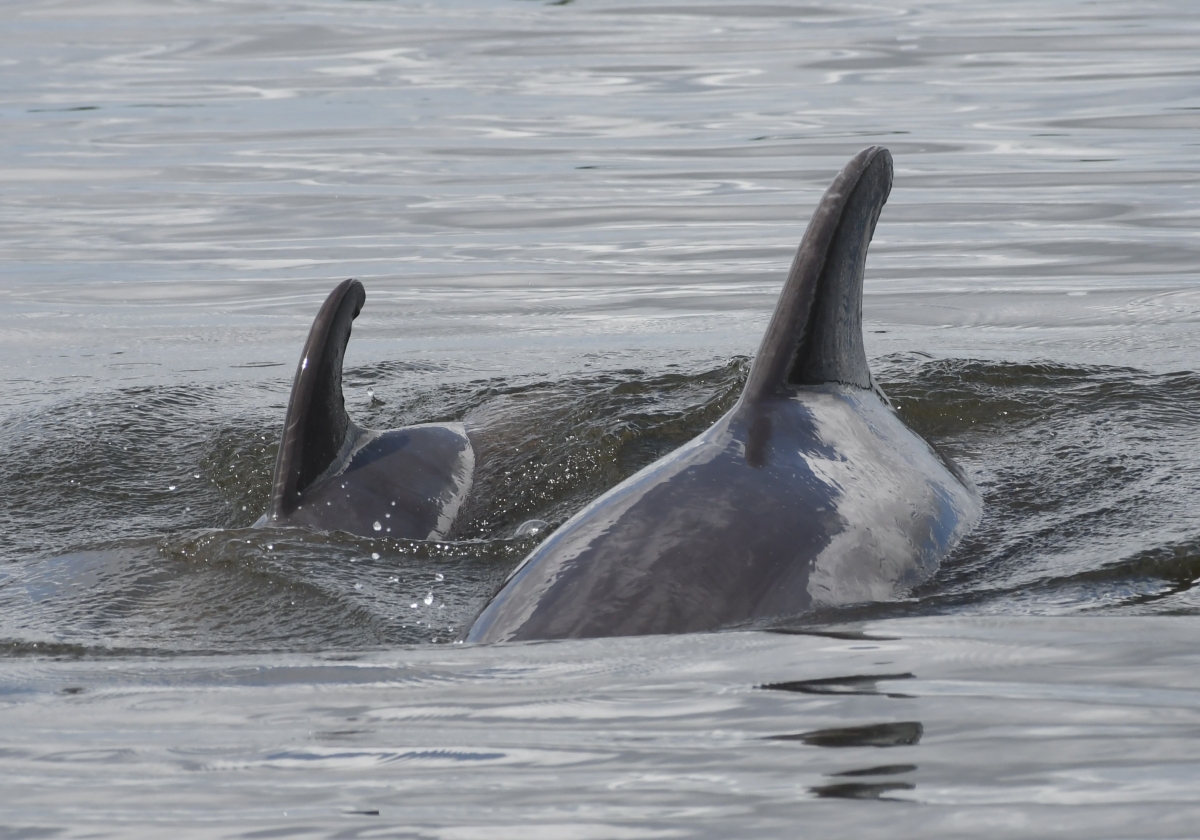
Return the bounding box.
[258,279,475,541]
[467,386,978,641]
[467,147,982,642]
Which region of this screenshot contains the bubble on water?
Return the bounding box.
[193,474,200,479]
[515,519,549,538]
[354,583,362,590]
[410,603,418,609]
[168,485,176,491]
[424,592,433,606]
[373,521,382,532]
[371,552,380,560]
[389,576,399,583]
[435,573,444,582]
[266,544,273,551]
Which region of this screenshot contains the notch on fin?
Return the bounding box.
[267,278,364,519]
[742,147,892,403]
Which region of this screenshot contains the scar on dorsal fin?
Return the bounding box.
[268,279,365,519]
[741,147,892,403]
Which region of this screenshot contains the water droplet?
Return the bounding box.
[354,583,362,590]
[168,485,176,491]
[372,521,382,532]
[389,576,399,583]
[371,552,380,560]
[424,592,433,606]
[435,573,444,582]
[193,474,200,479]
[385,513,391,519]
[267,544,273,550]
[410,603,418,609]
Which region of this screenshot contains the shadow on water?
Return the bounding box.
[811,759,920,801]
[4,355,1200,654]
[763,627,900,642]
[831,764,918,777]
[810,780,915,801]
[760,673,915,698]
[767,722,924,748]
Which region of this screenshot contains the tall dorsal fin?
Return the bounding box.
[741,147,892,403]
[267,279,365,519]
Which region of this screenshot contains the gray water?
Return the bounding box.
[3,0,1200,835]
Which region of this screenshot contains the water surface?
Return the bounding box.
[2,0,1200,834]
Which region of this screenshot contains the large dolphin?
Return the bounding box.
[256,279,474,540]
[467,147,981,642]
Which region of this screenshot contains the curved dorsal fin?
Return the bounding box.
[267,279,365,519]
[741,147,892,403]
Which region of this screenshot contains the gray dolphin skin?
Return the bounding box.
[257,279,474,540]
[467,147,981,643]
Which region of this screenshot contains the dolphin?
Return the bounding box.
[466,147,981,643]
[256,279,474,540]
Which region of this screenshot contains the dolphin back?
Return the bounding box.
[466,148,981,643]
[260,280,475,540]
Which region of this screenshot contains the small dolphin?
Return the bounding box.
[257,279,474,540]
[467,147,981,642]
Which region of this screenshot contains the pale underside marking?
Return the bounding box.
[427,431,474,541]
[800,388,974,606]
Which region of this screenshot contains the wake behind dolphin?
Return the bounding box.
[467,147,982,642]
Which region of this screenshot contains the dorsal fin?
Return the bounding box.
[741,147,892,403]
[267,279,365,519]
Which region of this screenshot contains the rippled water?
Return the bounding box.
[3,0,1200,834]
